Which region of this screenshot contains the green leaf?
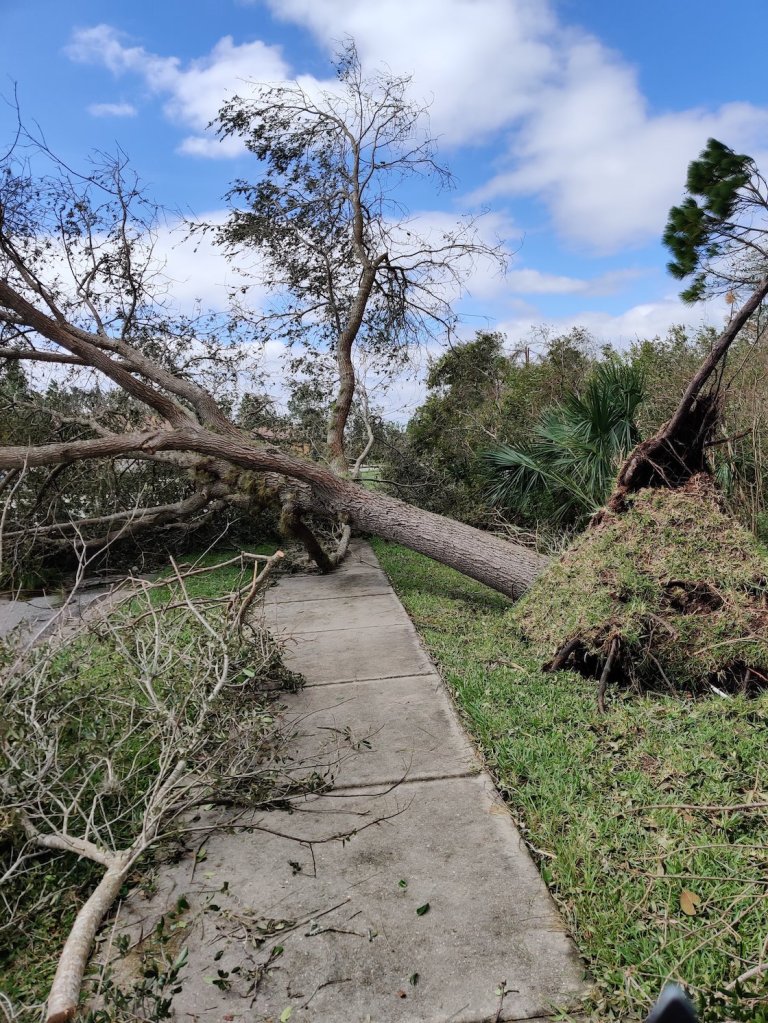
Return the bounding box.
[409,972,420,986]
[416,903,430,916]
[171,947,189,972]
[397,879,408,889]
[280,1007,293,1022]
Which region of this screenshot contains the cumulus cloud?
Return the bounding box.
[66,25,291,156]
[64,4,768,266]
[261,0,768,251]
[478,39,768,252]
[264,0,557,145]
[87,101,137,117]
[149,210,272,313]
[503,267,645,297]
[494,293,728,353]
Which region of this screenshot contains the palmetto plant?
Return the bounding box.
[485,362,645,523]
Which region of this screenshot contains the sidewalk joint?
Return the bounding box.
[302,670,437,688]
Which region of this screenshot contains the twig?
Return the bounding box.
[725,962,768,989]
[299,976,352,1010]
[494,979,507,1022]
[629,801,768,813]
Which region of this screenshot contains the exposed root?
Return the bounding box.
[597,637,619,714]
[513,480,768,698]
[544,637,582,672]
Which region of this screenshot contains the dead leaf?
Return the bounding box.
[396,990,407,999]
[680,889,702,916]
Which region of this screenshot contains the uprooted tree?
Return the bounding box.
[514,138,768,697]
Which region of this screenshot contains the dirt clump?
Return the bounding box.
[511,475,768,697]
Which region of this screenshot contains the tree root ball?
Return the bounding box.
[512,475,768,697]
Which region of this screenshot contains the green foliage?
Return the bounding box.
[663,138,758,302]
[389,320,768,539]
[485,361,645,523]
[212,41,473,371]
[0,552,295,1013]
[374,539,768,1021]
[386,327,601,527]
[401,332,510,524]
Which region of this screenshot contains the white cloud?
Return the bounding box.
[64,4,768,267]
[264,0,557,145]
[87,101,137,118]
[503,267,644,297]
[260,1,768,251]
[150,210,272,313]
[66,25,291,157]
[479,38,768,252]
[494,293,730,352]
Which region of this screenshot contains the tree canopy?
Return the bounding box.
[663,137,766,302]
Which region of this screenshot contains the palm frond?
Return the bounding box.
[483,361,646,522]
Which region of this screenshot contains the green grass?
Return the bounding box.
[0,546,286,1016]
[514,480,768,692]
[372,539,768,1023]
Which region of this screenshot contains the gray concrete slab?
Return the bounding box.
[266,564,392,604]
[0,599,48,638]
[279,674,479,787]
[266,591,405,637]
[107,541,587,1021]
[0,583,129,642]
[281,621,435,684]
[113,777,584,1023]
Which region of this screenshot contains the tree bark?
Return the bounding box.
[609,278,768,507]
[0,429,547,598]
[46,853,133,1023]
[325,266,378,474]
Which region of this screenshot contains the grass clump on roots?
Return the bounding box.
[513,474,768,698]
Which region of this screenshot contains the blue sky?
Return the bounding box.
[3,0,768,413]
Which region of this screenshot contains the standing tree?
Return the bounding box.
[210,44,505,479]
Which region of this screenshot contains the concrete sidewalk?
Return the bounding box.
[115,542,586,1022]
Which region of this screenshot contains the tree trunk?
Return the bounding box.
[608,277,768,509]
[0,428,548,599]
[313,480,547,597]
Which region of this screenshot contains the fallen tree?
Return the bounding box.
[513,139,768,699]
[0,82,767,607]
[0,50,548,599]
[515,474,768,702]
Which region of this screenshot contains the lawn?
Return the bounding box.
[372,540,768,1022]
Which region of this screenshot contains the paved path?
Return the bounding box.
[0,576,145,643]
[115,542,586,1022]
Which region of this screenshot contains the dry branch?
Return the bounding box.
[1,545,291,1022]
